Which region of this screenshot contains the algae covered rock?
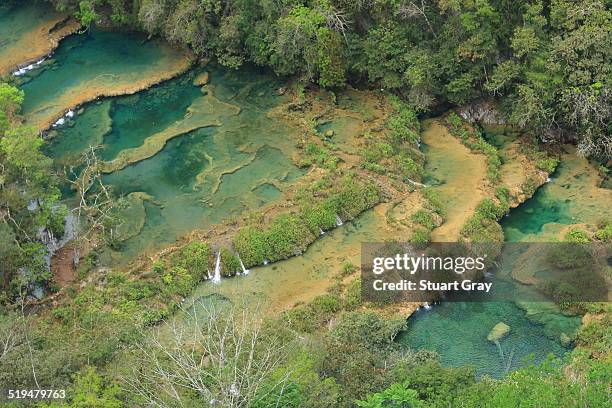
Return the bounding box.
[487,322,510,342]
[560,332,571,347]
[324,130,335,138]
[193,71,210,86]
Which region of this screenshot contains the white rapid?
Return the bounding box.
[212,251,222,283]
[238,256,250,275]
[335,215,343,226]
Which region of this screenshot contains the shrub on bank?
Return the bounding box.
[220,247,242,277]
[284,294,342,333]
[302,200,338,234]
[266,214,315,262]
[173,241,211,280]
[233,226,268,267]
[361,98,424,182]
[411,209,436,230]
[410,228,431,244]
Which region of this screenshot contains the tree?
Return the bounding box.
[0,125,51,185]
[75,1,98,29]
[122,303,295,407]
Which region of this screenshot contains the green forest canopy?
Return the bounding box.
[44,0,611,159]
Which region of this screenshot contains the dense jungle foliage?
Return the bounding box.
[43,0,612,159]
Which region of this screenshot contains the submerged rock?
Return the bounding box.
[487,322,510,342]
[560,332,571,347]
[324,130,334,138]
[194,71,210,86]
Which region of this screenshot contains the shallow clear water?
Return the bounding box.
[398,131,585,378]
[397,299,578,378]
[99,75,202,161]
[44,100,113,165]
[49,64,303,263]
[0,2,54,51]
[501,154,610,242]
[500,183,573,241]
[19,26,188,129]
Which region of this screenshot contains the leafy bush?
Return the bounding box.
[265,214,314,262]
[343,279,362,311]
[301,201,337,234]
[174,241,211,280]
[340,262,356,277]
[422,188,445,217]
[594,221,612,242]
[301,142,339,169]
[410,228,431,244]
[161,266,194,296]
[461,215,504,243]
[411,209,435,230]
[474,199,504,220]
[285,294,342,333]
[536,157,559,173]
[564,228,590,243]
[233,226,268,267]
[220,248,241,277]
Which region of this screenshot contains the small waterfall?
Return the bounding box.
[263,259,269,265]
[212,252,221,283]
[546,177,553,183]
[319,228,325,235]
[12,58,45,77]
[238,256,250,275]
[423,302,431,310]
[335,215,343,226]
